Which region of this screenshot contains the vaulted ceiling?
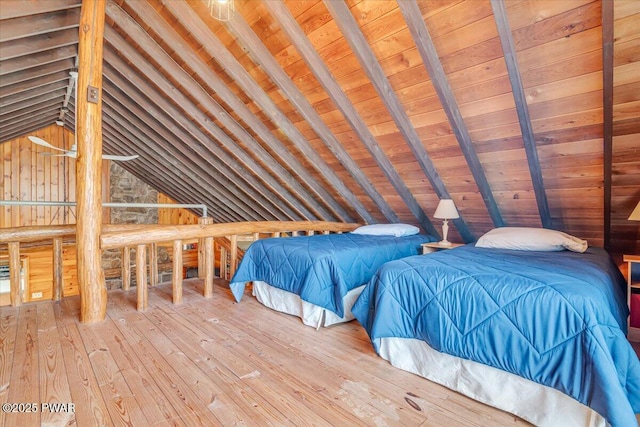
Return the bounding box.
[1,0,639,254]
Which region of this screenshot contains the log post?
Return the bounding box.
[76,0,107,323]
[136,244,147,311]
[8,242,21,307]
[172,240,183,304]
[203,236,214,298]
[53,237,63,301]
[198,216,213,278]
[122,246,131,290]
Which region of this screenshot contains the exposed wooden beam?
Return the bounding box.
[0,114,59,139]
[0,110,60,133]
[263,0,439,236]
[101,124,239,223]
[166,1,367,223]
[0,59,74,88]
[85,104,244,222]
[0,0,80,20]
[0,88,66,115]
[100,10,316,219]
[100,57,303,223]
[323,0,474,242]
[101,122,236,223]
[400,0,505,230]
[0,70,69,97]
[226,10,399,224]
[101,87,278,222]
[106,67,275,218]
[0,117,57,143]
[0,7,80,42]
[601,0,614,251]
[0,100,62,125]
[0,28,78,61]
[0,80,67,108]
[0,45,77,75]
[107,1,330,221]
[75,0,106,323]
[491,0,552,229]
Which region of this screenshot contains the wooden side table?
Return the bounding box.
[422,242,464,254]
[624,254,640,342]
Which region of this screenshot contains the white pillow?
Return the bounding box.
[476,227,588,253]
[351,223,420,237]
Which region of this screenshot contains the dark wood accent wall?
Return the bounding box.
[612,0,640,256]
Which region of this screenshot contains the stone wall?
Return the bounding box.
[102,163,172,289]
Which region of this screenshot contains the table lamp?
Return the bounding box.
[434,199,459,246]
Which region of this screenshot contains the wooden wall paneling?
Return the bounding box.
[324,0,474,242]
[602,0,614,250]
[158,194,200,225]
[612,2,640,257]
[491,0,552,229]
[225,12,399,224]
[400,0,505,232]
[163,1,366,223]
[20,135,32,225]
[263,0,438,236]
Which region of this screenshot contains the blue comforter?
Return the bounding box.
[229,233,435,317]
[352,245,640,427]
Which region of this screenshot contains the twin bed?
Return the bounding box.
[229,226,434,327]
[229,225,640,426]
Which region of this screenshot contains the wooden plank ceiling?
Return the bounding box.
[1,0,639,253]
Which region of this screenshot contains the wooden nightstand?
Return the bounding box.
[624,254,640,342]
[422,242,464,254]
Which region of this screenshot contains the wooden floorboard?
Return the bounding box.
[1,279,531,426]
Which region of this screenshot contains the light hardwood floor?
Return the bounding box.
[1,280,534,427]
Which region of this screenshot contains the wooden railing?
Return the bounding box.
[1,221,360,314]
[101,221,359,310]
[0,224,162,306]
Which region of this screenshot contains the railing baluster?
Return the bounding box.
[173,240,183,304]
[53,237,63,301]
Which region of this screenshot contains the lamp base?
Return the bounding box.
[438,240,452,247]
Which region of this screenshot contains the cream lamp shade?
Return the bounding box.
[629,201,640,221]
[434,199,459,246]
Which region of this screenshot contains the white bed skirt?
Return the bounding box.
[378,337,607,427]
[251,281,363,328]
